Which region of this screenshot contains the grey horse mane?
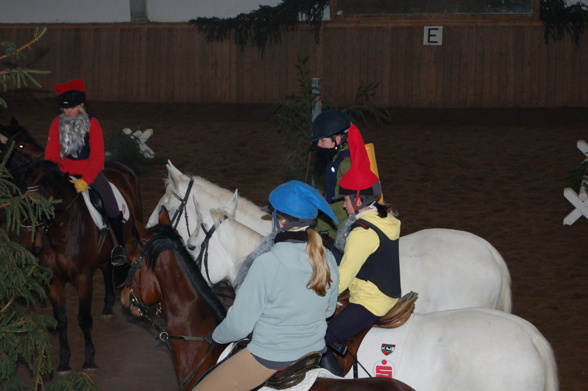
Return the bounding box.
[233,231,278,290]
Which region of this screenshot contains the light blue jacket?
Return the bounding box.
[212,240,339,362]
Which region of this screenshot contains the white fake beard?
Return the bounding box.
[334,214,358,252]
[59,114,90,158]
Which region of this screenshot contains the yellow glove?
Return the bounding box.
[70,178,89,193]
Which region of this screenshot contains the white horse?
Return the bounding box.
[148,160,512,313]
[379,307,557,391]
[131,212,558,391]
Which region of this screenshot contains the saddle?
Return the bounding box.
[262,352,323,390]
[70,175,130,229]
[212,340,322,390]
[337,291,418,329]
[375,291,418,328]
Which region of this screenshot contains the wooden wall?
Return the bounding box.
[1,20,587,108]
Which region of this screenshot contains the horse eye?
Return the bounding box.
[17,144,25,149]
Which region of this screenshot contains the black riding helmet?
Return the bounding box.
[308,110,352,142]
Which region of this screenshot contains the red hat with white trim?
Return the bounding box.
[54,78,86,108]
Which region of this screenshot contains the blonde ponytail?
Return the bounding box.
[305,229,332,296]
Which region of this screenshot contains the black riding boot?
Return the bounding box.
[319,350,343,377]
[109,213,127,267]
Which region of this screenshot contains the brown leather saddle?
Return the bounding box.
[260,352,323,390]
[336,290,418,329]
[375,291,418,328]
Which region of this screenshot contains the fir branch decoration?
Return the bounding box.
[0,27,50,109]
[540,0,588,46]
[190,0,329,54]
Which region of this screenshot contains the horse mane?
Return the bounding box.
[144,224,227,322]
[233,230,277,289]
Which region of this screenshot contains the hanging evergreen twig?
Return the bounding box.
[190,0,329,54]
[0,27,50,109]
[540,0,588,46]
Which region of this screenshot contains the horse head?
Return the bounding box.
[0,118,45,175]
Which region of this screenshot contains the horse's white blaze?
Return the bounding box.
[150,160,513,314]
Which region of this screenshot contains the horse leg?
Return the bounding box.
[100,261,116,317]
[77,275,98,371]
[49,280,72,373]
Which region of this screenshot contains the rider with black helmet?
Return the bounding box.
[308,110,354,239]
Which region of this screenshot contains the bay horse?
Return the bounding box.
[0,118,144,373]
[122,210,415,391]
[124,209,558,391]
[148,160,512,313]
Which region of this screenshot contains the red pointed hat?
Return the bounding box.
[54,78,85,95]
[338,124,380,191]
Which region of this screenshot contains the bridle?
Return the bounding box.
[19,161,82,253]
[194,215,228,285]
[169,177,228,286]
[170,178,194,232]
[0,131,45,172]
[124,234,219,390]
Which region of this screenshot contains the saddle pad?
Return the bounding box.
[344,315,413,379]
[77,179,130,229]
[258,368,342,391]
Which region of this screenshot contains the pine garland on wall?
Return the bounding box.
[189,0,330,54]
[540,0,588,46]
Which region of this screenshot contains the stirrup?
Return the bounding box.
[111,246,127,266]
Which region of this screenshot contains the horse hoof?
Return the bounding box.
[83,361,99,372]
[56,367,72,376]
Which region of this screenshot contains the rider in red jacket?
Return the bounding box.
[45,78,127,266]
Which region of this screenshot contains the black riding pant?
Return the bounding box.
[90,171,119,218]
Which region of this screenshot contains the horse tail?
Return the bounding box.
[531,326,559,391]
[487,244,512,313]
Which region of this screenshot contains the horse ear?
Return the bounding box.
[159,206,172,226]
[166,160,182,180]
[10,117,18,126]
[226,190,238,218]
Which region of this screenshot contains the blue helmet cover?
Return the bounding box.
[269,180,338,224]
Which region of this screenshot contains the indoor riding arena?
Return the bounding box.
[2,1,587,390]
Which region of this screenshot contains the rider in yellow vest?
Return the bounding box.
[319,125,401,376]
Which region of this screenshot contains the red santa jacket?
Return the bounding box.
[45,115,105,185]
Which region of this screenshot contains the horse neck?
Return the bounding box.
[25,163,76,204]
[191,177,272,235]
[208,218,264,286]
[151,252,223,388]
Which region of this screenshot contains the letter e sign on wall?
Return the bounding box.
[424,26,443,45]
